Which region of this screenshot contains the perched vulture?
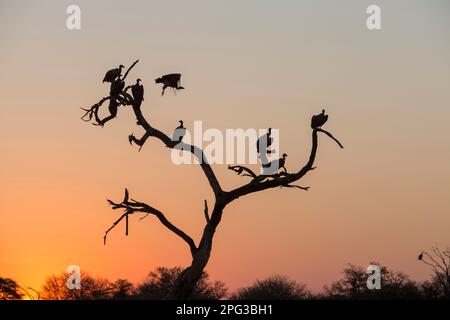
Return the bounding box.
[172,120,187,142]
[256,128,273,153]
[155,73,184,96]
[418,252,423,261]
[262,153,288,175]
[311,109,328,129]
[132,78,144,103]
[103,65,124,83]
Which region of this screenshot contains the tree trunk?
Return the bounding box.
[165,203,224,300]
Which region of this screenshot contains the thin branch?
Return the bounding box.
[121,59,139,82]
[281,184,310,191]
[104,189,197,256]
[432,245,449,273]
[424,251,448,274]
[317,128,344,149]
[80,96,111,122]
[227,165,258,179]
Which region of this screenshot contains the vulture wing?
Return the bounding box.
[162,73,182,86]
[103,68,120,83]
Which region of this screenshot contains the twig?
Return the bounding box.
[317,128,344,149]
[227,165,258,179]
[121,59,139,82]
[281,184,310,191]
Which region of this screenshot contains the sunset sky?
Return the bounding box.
[1,0,450,293]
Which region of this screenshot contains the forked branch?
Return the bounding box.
[225,128,343,202]
[104,188,197,256]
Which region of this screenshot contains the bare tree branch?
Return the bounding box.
[419,245,450,296]
[121,59,139,82]
[104,189,197,256]
[280,184,310,191]
[225,128,342,203]
[317,128,344,149]
[227,165,258,179]
[129,102,223,197]
[80,96,112,122]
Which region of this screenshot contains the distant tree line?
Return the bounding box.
[1,259,449,300]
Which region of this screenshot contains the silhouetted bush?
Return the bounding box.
[231,275,312,300]
[134,267,227,300]
[0,277,24,300]
[322,263,423,300]
[41,271,113,300]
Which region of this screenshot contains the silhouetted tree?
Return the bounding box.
[418,244,450,299]
[81,59,343,299]
[135,267,226,300]
[231,275,312,300]
[323,263,422,300]
[0,277,24,300]
[110,279,135,300]
[41,271,112,300]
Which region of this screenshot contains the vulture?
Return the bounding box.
[262,153,288,175]
[110,79,125,96]
[103,64,124,83]
[155,73,184,96]
[131,78,144,103]
[311,109,328,129]
[172,120,187,142]
[418,252,423,261]
[256,128,273,153]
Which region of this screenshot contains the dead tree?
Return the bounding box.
[81,60,343,299]
[419,244,450,299]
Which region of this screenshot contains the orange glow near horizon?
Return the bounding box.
[1,0,450,294]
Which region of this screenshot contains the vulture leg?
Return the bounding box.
[161,84,168,96]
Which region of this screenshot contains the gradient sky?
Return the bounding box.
[1,0,450,293]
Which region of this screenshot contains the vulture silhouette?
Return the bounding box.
[418,252,423,260]
[155,73,184,96]
[172,120,187,142]
[311,109,328,129]
[132,78,144,103]
[256,128,273,153]
[103,65,124,83]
